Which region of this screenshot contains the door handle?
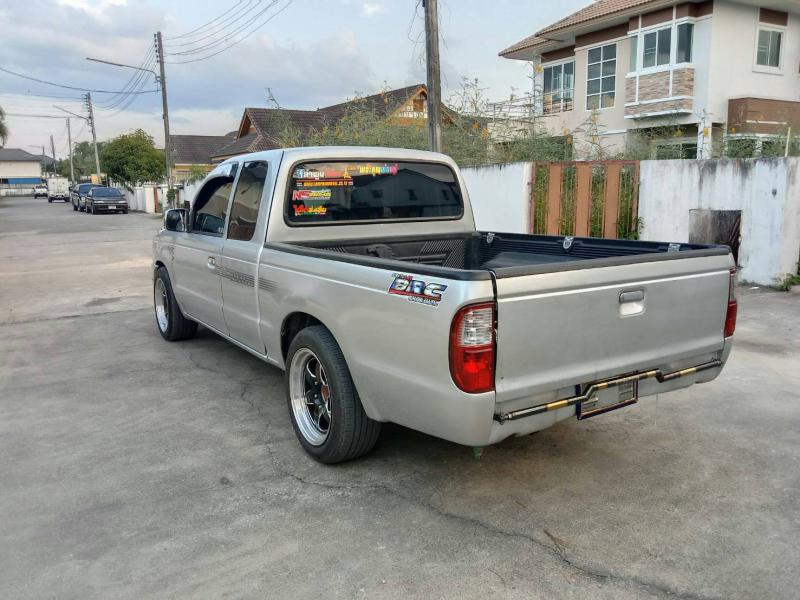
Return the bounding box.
[619,290,644,303]
[207,257,216,269]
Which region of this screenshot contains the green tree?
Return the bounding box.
[0,105,8,146]
[101,129,164,187]
[58,140,105,180]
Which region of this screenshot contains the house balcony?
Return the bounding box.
[624,66,694,119]
[727,97,800,135]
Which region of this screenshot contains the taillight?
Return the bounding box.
[449,302,496,393]
[724,268,737,337]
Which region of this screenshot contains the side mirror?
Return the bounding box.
[164,208,187,232]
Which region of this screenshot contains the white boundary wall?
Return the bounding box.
[461,162,531,234]
[639,158,800,285]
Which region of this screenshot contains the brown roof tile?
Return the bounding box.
[500,0,659,57]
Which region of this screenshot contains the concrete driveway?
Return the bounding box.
[1,195,798,599]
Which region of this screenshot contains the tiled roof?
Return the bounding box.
[212,84,427,160]
[211,132,260,159]
[500,0,659,56]
[169,134,235,164]
[0,148,42,162]
[319,84,425,120]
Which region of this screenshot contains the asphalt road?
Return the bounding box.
[1,194,799,600]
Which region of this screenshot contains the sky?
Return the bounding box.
[0,0,589,157]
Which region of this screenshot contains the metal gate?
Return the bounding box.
[529,161,640,239]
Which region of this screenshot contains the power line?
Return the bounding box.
[94,47,156,108]
[3,112,67,118]
[0,66,159,95]
[95,55,158,111]
[165,0,247,40]
[166,1,291,64]
[166,0,258,47]
[0,90,85,101]
[166,1,280,56]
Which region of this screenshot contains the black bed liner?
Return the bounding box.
[266,232,730,281]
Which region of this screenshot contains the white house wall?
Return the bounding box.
[708,2,800,123]
[0,161,42,178]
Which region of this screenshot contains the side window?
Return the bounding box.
[227,161,268,241]
[192,171,237,236]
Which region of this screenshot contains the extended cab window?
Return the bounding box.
[227,161,268,241]
[286,161,463,225]
[192,169,237,235]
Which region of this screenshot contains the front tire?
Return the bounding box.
[153,266,197,341]
[286,326,381,464]
[72,202,77,211]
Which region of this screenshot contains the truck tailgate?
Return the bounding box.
[493,254,732,403]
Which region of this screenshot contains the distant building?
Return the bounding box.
[0,148,43,188]
[168,132,236,182]
[499,0,800,158]
[211,84,433,162]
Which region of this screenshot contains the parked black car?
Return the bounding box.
[85,187,128,214]
[71,183,100,211]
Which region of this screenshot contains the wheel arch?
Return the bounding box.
[279,310,382,423]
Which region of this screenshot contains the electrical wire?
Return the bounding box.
[166,1,291,64]
[164,0,247,40]
[3,112,67,118]
[0,90,85,101]
[94,46,157,108]
[166,0,280,56]
[95,55,158,111]
[0,66,159,95]
[166,0,258,47]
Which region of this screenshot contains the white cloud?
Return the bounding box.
[361,1,383,17]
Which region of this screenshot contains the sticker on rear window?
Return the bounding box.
[388,273,448,307]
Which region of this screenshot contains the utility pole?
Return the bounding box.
[49,134,57,177]
[423,0,442,153]
[66,118,74,183]
[155,31,173,201]
[85,93,102,182]
[41,145,48,176]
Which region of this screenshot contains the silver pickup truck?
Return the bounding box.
[153,147,736,463]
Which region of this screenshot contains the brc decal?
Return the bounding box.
[388,273,448,306]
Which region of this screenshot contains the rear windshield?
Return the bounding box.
[286,161,463,225]
[78,184,96,193]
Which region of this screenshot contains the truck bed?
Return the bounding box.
[283,232,729,277]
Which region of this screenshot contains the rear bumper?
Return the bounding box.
[495,359,723,424]
[484,343,731,445]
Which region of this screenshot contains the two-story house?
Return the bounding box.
[500,0,800,158]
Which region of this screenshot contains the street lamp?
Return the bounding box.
[85,57,158,80]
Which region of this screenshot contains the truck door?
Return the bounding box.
[170,169,238,334]
[219,160,270,353]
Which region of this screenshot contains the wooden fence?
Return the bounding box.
[529,161,640,239]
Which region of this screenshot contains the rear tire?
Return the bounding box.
[286,326,381,464]
[153,266,197,341]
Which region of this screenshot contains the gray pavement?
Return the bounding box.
[1,194,798,600]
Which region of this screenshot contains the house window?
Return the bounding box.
[542,61,574,113]
[643,27,671,68]
[587,44,616,110]
[756,28,782,67]
[676,23,694,63]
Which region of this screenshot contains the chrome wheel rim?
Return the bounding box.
[289,348,331,446]
[154,278,169,333]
